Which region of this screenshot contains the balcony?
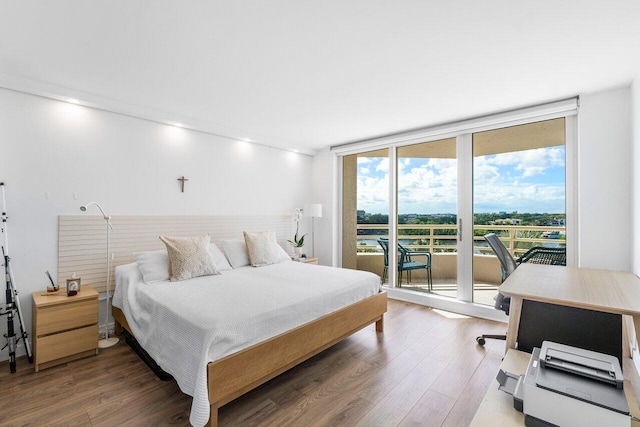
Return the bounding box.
[354,224,566,305]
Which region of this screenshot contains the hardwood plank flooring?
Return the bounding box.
[0,299,507,426]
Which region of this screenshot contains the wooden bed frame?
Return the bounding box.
[113,291,387,426]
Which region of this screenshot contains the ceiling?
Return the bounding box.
[2,1,640,155]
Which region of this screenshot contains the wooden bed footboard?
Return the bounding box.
[112,291,387,427]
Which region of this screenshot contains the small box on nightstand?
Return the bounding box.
[295,257,319,265]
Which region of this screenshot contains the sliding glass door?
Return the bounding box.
[338,101,575,317]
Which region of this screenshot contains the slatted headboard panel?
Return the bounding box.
[58,215,293,293]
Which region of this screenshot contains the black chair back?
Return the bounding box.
[484,233,518,282]
[517,246,566,266]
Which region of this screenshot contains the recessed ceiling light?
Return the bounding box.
[66,98,80,104]
[174,122,183,127]
[242,138,252,142]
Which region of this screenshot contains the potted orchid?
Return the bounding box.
[288,207,307,257]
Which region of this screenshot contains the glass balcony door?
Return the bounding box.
[472,118,567,305]
[396,139,458,295]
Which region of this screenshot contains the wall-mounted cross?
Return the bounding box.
[178,176,189,192]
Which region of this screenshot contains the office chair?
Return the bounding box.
[476,233,517,345]
[476,233,567,345]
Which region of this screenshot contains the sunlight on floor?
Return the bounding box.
[432,309,471,319]
[398,279,499,307]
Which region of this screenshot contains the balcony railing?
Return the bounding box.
[357,224,566,257]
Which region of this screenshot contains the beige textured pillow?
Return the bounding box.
[159,234,220,281]
[243,231,281,267]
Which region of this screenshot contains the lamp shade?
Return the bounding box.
[306,204,322,218]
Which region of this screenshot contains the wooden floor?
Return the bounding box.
[0,299,507,426]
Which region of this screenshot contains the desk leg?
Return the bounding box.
[633,315,640,358]
[622,315,633,359]
[505,296,523,352]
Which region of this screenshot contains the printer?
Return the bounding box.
[497,341,630,427]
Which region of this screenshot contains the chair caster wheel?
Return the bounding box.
[476,336,486,346]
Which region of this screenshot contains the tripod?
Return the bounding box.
[1,182,33,373]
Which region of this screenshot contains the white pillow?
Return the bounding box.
[219,239,290,268]
[133,250,170,283]
[244,231,282,267]
[220,239,250,268]
[160,234,220,282]
[208,243,232,271]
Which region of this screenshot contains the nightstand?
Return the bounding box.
[32,285,99,372]
[296,257,319,265]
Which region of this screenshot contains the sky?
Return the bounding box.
[357,146,566,215]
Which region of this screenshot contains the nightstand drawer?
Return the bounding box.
[36,324,98,364]
[36,299,98,336]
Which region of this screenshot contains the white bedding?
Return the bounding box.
[113,260,381,427]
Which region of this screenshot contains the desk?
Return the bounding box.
[472,264,640,426]
[499,264,640,357]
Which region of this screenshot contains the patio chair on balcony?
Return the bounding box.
[377,238,432,291]
[518,246,566,265]
[476,233,566,346]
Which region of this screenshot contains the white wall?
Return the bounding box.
[309,148,335,266]
[577,87,633,271]
[313,86,636,273]
[632,75,640,277]
[0,88,312,362]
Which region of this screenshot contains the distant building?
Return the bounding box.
[357,210,365,220]
[491,218,522,225]
[549,218,566,227]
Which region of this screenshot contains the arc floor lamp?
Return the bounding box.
[80,202,119,349]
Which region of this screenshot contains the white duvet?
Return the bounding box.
[113,261,381,427]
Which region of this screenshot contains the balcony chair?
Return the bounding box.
[476,233,566,346]
[377,238,432,291]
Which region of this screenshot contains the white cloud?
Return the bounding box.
[375,158,389,173]
[357,171,390,213]
[485,147,564,178]
[356,147,565,214]
[473,182,565,213]
[396,159,458,213]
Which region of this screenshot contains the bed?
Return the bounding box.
[112,258,386,427]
